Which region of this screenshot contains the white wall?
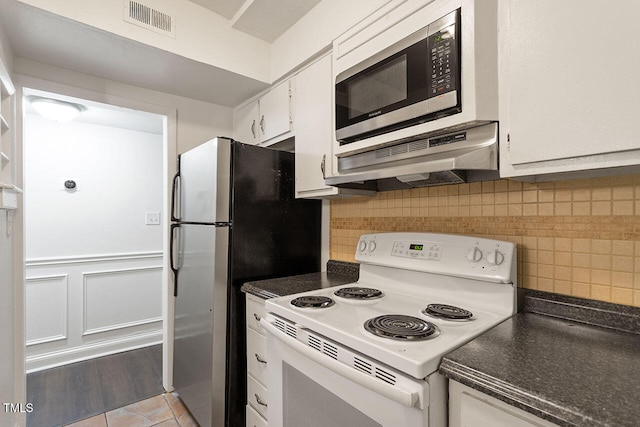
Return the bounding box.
[23,112,165,371]
[17,0,271,83]
[25,113,163,258]
[15,57,234,154]
[270,0,390,80]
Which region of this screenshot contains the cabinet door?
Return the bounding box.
[233,101,259,145]
[246,293,266,333]
[460,393,549,427]
[247,375,268,419]
[450,381,557,427]
[246,327,267,386]
[258,80,292,142]
[246,405,267,427]
[500,0,640,178]
[294,54,339,198]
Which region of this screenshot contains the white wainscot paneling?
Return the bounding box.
[25,275,68,346]
[83,266,162,335]
[25,252,163,372]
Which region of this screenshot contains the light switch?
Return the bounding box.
[145,211,161,225]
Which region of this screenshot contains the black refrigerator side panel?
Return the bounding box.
[226,142,322,427]
[231,142,322,281]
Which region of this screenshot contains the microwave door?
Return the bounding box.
[335,36,427,143]
[335,9,461,144]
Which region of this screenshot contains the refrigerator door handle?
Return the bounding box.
[170,223,181,296]
[171,155,181,222]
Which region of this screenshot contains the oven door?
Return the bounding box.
[261,316,436,427]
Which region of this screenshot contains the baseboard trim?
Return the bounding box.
[25,330,162,373]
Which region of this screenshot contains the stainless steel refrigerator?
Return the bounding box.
[170,138,321,426]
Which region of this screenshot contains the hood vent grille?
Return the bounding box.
[124,1,175,37]
[375,139,431,159]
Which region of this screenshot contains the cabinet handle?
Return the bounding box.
[254,353,267,364]
[255,393,267,407]
[253,313,261,322]
[259,115,265,135]
[320,154,326,179]
[251,120,256,139]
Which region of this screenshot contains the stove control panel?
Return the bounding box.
[355,232,516,283]
[392,241,442,260]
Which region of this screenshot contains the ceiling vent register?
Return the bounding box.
[124,1,176,38]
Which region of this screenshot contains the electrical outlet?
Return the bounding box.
[145,211,161,225]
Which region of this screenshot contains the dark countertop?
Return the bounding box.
[241,260,359,299]
[440,290,640,427]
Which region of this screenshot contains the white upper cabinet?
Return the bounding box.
[233,79,293,146]
[499,0,640,180]
[233,100,260,145]
[294,53,337,197]
[259,80,293,142]
[294,53,375,199]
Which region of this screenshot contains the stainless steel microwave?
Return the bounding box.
[335,9,461,144]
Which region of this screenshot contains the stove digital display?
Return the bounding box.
[409,244,424,251]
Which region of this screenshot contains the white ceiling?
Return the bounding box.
[0,0,321,107]
[188,0,321,42]
[190,0,243,20]
[24,88,165,134]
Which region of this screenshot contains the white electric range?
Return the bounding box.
[261,232,517,427]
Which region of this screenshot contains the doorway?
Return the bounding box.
[22,87,169,425]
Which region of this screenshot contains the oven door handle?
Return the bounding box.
[261,318,426,409]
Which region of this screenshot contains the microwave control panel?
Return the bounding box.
[426,9,460,102]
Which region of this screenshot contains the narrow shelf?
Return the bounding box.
[0,112,8,131]
[0,56,15,97]
[0,183,22,210]
[0,182,22,191]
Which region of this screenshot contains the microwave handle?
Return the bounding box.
[260,317,425,409]
[320,154,326,179]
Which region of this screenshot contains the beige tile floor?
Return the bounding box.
[63,392,199,427]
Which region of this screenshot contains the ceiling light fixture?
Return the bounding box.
[28,96,85,122]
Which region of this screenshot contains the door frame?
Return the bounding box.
[14,73,177,397]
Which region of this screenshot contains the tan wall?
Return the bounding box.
[330,175,640,307]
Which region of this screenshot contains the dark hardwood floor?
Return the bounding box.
[27,345,164,427]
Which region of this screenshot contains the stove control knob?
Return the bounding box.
[487,249,505,266]
[466,247,483,262]
[368,241,377,252]
[359,241,367,252]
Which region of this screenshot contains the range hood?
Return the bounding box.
[325,123,499,191]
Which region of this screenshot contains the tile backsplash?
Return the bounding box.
[330,174,640,307]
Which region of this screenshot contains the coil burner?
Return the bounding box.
[422,304,474,321]
[364,315,440,341]
[290,295,335,309]
[334,287,384,300]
